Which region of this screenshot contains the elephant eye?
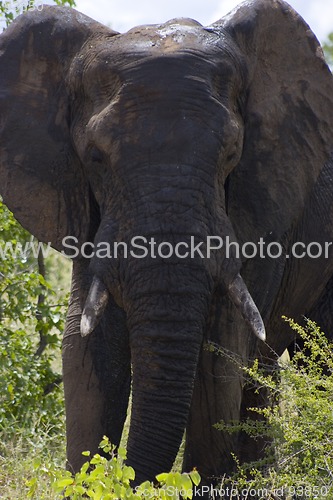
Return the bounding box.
[226,150,236,163]
[90,147,104,164]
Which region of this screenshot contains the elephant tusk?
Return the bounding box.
[80,276,109,337]
[228,273,266,342]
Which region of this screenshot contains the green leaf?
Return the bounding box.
[90,453,102,464]
[123,465,135,482]
[56,477,74,488]
[156,472,168,484]
[179,474,192,498]
[74,484,86,495]
[189,470,201,486]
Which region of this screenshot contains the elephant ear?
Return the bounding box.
[215,0,333,244]
[0,7,117,251]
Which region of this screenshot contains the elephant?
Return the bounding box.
[1,0,333,488]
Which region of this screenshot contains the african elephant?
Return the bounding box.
[1,0,333,487]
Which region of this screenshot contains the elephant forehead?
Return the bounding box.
[109,20,219,57]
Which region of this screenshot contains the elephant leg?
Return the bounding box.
[304,275,333,343]
[183,346,243,482]
[183,297,251,487]
[62,260,131,473]
[286,275,333,367]
[238,366,275,465]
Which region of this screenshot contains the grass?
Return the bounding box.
[0,420,66,499]
[0,401,186,499]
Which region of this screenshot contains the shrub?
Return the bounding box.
[214,318,333,497]
[27,437,201,500]
[0,200,67,437]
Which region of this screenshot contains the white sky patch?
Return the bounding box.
[1,1,331,42]
[74,0,333,42]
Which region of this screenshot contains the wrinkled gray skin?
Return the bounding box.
[1,0,333,488]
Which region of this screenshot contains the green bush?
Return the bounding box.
[0,0,76,28]
[323,33,333,68]
[27,437,201,500]
[215,318,333,497]
[0,200,67,436]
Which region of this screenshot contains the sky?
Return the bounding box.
[73,0,333,43]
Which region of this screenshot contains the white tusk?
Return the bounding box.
[228,273,266,342]
[80,276,109,337]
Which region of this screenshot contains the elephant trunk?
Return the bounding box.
[123,264,211,481]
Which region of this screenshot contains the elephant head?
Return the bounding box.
[1,0,332,483]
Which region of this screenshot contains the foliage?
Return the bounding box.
[0,0,76,28]
[0,0,70,497]
[26,437,201,500]
[323,32,333,68]
[0,199,68,436]
[0,423,65,498]
[215,318,333,497]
